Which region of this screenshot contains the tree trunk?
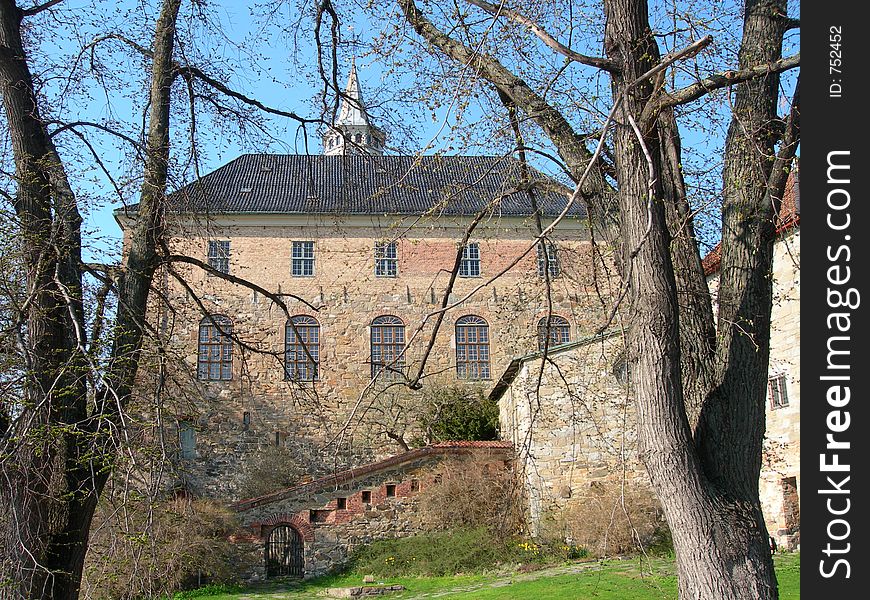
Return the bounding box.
[395,0,796,595]
[0,0,181,597]
[601,0,788,597]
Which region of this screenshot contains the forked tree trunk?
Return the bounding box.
[396,0,795,594]
[603,0,788,597]
[0,0,181,598]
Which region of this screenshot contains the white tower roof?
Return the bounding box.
[322,61,385,156]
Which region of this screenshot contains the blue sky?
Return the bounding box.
[31,0,797,261]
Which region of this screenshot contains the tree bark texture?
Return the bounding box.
[398,0,797,597]
[0,1,181,598]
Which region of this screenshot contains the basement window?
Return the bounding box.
[385,484,396,498]
[178,420,196,460]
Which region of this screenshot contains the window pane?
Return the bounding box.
[455,317,489,380]
[198,317,233,381]
[371,317,405,379]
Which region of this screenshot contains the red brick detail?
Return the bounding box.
[232,442,514,512]
[702,171,799,277]
[262,513,315,542]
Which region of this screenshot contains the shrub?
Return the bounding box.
[82,495,248,599]
[235,439,359,500]
[416,385,499,443]
[551,481,671,558]
[415,458,524,539]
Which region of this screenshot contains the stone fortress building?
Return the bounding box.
[116,65,800,577]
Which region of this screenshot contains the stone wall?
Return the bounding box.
[495,332,650,536]
[705,225,801,549]
[130,213,614,499]
[232,442,514,579]
[760,226,800,549]
[496,219,801,549]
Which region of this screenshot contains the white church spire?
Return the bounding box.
[322,60,386,156]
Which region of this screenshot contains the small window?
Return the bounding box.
[275,431,287,447]
[179,421,196,459]
[537,315,570,350]
[291,241,315,277]
[410,479,420,492]
[242,411,251,429]
[455,315,490,380]
[336,497,347,510]
[285,316,320,381]
[375,240,398,277]
[459,242,481,277]
[385,484,396,498]
[370,315,406,380]
[310,510,330,523]
[536,241,560,278]
[197,315,233,380]
[768,374,789,409]
[361,490,372,504]
[207,240,230,274]
[614,358,629,385]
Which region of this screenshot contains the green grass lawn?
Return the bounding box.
[181,552,799,599]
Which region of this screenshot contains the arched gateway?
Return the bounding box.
[265,524,304,577]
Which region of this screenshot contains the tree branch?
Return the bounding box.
[20,0,62,17]
[643,52,800,122]
[464,0,620,73]
[162,254,319,314]
[178,65,318,125]
[397,0,610,201]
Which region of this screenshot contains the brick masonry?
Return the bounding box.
[118,189,800,576]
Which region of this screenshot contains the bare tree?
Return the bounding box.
[391,0,799,597]
[0,1,320,597]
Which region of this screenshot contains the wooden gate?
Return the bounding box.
[265,524,304,577]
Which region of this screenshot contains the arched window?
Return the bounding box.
[537,315,571,350]
[285,316,320,381]
[370,315,405,379]
[198,315,233,380]
[455,315,490,379]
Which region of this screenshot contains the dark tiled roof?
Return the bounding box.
[164,154,582,218]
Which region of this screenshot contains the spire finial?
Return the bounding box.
[321,61,386,156]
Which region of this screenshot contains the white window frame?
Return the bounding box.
[459,242,481,278]
[291,241,315,277]
[375,240,398,277]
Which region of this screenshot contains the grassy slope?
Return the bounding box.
[185,553,799,599]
